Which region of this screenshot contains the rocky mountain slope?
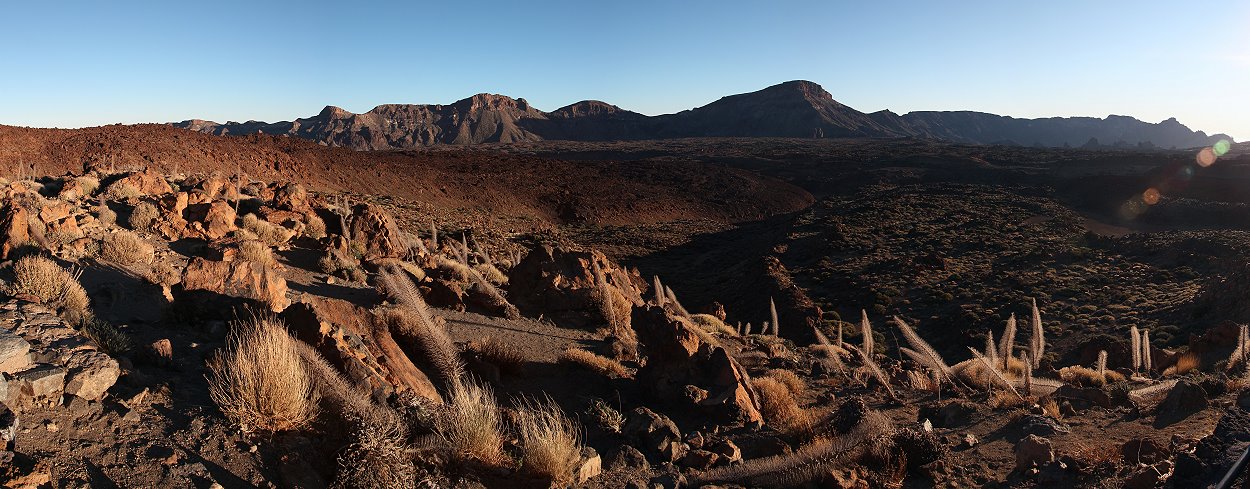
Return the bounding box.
[175,80,1231,150]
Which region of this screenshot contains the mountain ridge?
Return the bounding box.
[174,81,1232,150]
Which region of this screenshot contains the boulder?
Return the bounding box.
[185,201,238,240]
[280,297,442,404]
[3,364,66,410]
[1015,434,1054,470]
[622,407,685,464]
[0,202,29,259]
[62,351,120,401]
[347,204,407,261]
[273,183,310,212]
[508,245,645,329]
[573,447,602,484]
[179,257,289,312]
[1050,384,1112,410]
[1122,438,1170,465]
[151,192,190,239]
[632,306,762,425]
[1155,381,1208,427]
[0,330,31,375]
[112,169,173,196]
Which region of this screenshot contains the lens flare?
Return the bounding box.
[1179,165,1195,179]
[1214,139,1232,157]
[1197,147,1217,167]
[1142,188,1161,205]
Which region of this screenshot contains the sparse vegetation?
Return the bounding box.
[4,255,90,323]
[559,348,630,378]
[207,316,319,433]
[100,230,154,265]
[237,239,276,268]
[437,379,505,465]
[128,201,159,232]
[515,396,583,484]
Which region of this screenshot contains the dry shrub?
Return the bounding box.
[754,377,811,435]
[692,313,737,336]
[516,397,582,484]
[332,420,415,489]
[474,262,507,286]
[438,379,505,465]
[128,201,159,232]
[82,318,134,355]
[1058,365,1116,388]
[436,256,473,282]
[237,240,276,268]
[465,336,525,374]
[766,369,806,398]
[101,230,154,265]
[95,201,117,227]
[560,348,630,378]
[4,255,90,322]
[1039,397,1061,418]
[103,181,140,201]
[75,176,100,196]
[988,389,1027,409]
[241,213,293,246]
[1163,352,1199,377]
[207,316,318,433]
[303,213,327,239]
[147,259,181,286]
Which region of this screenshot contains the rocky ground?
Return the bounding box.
[0,134,1247,488]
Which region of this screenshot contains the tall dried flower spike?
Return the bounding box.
[999,313,1017,371]
[1130,325,1141,371]
[1096,350,1108,378]
[769,298,780,336]
[1141,329,1152,373]
[1030,298,1044,369]
[860,310,873,355]
[653,276,665,306]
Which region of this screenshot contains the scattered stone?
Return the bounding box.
[605,445,648,471]
[623,407,685,463]
[1155,381,1209,427]
[1123,460,1174,489]
[962,433,979,449]
[1122,438,1170,465]
[573,447,602,484]
[1014,434,1054,471]
[1015,414,1069,437]
[63,351,120,401]
[679,449,719,470]
[709,439,742,464]
[0,403,16,450]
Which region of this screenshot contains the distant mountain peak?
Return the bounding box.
[174,82,1231,150]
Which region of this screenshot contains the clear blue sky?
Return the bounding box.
[1,1,1246,140]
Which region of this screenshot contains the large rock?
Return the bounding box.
[0,303,119,408]
[0,330,31,374]
[3,364,66,410]
[508,246,645,329]
[180,257,289,312]
[273,183,311,212]
[1155,381,1208,427]
[151,192,190,239]
[347,204,407,261]
[631,306,762,425]
[111,169,172,196]
[623,407,686,464]
[1015,434,1054,470]
[281,297,442,404]
[0,202,29,259]
[63,351,120,401]
[185,201,238,240]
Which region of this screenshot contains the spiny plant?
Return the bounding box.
[985,330,999,367]
[429,222,438,250]
[1141,328,1152,373]
[1030,298,1045,369]
[664,286,691,318]
[769,297,780,336]
[652,275,665,306]
[847,343,896,400]
[968,347,1024,402]
[1131,325,1142,372]
[894,316,954,388]
[377,267,464,394]
[1020,352,1033,396]
[860,309,873,354]
[998,314,1017,372]
[1097,350,1108,379]
[1228,324,1249,372]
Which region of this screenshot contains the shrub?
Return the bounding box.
[465,336,525,374]
[766,369,807,398]
[4,255,90,323]
[100,230,154,266]
[303,213,327,239]
[82,318,134,355]
[1164,352,1200,377]
[241,213,293,246]
[207,316,319,433]
[237,240,276,268]
[753,377,811,435]
[692,313,736,336]
[377,268,464,393]
[516,397,583,484]
[75,176,100,196]
[437,379,505,465]
[95,202,117,227]
[128,201,159,232]
[148,259,181,286]
[333,420,415,489]
[102,181,140,201]
[559,348,630,378]
[473,262,508,286]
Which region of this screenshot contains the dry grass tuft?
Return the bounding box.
[465,336,525,374]
[438,379,505,465]
[691,313,737,336]
[100,230,155,266]
[128,201,159,232]
[1164,352,1200,377]
[237,240,276,268]
[1039,397,1061,418]
[241,213,293,246]
[102,181,140,201]
[1058,365,1125,387]
[765,369,806,398]
[753,377,811,435]
[4,255,90,323]
[303,213,327,239]
[333,420,415,489]
[75,176,100,197]
[207,315,319,433]
[515,396,583,484]
[94,201,117,227]
[559,348,630,378]
[474,262,508,286]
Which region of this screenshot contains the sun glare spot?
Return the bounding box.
[1214,139,1232,156]
[1143,188,1161,205]
[1197,147,1217,167]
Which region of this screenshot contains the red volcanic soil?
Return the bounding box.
[0,124,814,228]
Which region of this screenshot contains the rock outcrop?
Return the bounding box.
[0,302,120,410]
[508,246,644,329]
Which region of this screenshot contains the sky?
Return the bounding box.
[1,1,1247,140]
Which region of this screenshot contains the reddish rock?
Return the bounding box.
[281,297,442,404]
[508,245,645,329]
[632,306,762,425]
[112,169,173,196]
[0,202,30,259]
[185,201,238,240]
[273,183,310,211]
[347,203,407,261]
[180,257,289,311]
